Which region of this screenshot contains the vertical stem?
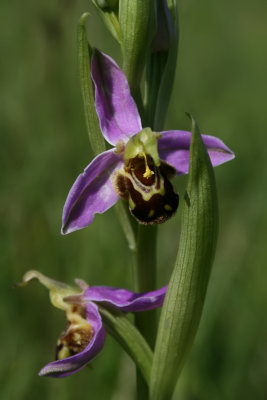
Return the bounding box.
[134,225,157,400]
[115,200,137,251]
[124,44,158,350]
[135,225,157,345]
[120,9,158,395]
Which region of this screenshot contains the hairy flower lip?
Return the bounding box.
[61,49,235,234]
[21,270,167,378]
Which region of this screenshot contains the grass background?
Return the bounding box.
[1,0,267,399]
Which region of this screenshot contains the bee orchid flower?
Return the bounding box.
[62,49,234,234]
[20,270,167,378]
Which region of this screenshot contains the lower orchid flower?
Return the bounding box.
[20,270,167,378]
[62,49,235,234]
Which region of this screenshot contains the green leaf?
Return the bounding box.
[98,305,153,384]
[77,13,106,155]
[150,115,219,400]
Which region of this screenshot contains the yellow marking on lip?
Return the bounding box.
[73,332,82,344]
[57,345,71,360]
[142,152,154,179]
[164,204,172,211]
[129,196,136,210]
[148,210,155,218]
[122,170,165,201]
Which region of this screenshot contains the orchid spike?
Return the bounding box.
[20,270,167,378]
[62,49,234,234]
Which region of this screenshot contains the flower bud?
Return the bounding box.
[119,0,156,92]
[145,0,179,130]
[151,0,173,53]
[92,0,121,43]
[94,0,118,9]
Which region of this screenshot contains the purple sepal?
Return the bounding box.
[84,285,168,312]
[158,130,235,175]
[91,49,142,146]
[39,302,105,378]
[61,149,122,234]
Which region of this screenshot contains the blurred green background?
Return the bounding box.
[1,0,267,399]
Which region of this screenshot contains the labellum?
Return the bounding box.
[56,305,93,360]
[113,153,179,224]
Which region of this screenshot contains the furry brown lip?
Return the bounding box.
[113,155,179,224]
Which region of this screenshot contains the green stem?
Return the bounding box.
[135,225,157,292]
[120,8,159,393]
[134,225,158,400]
[115,200,137,251]
[135,225,158,346]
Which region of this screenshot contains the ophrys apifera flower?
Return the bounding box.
[20,270,167,377]
[62,49,234,234]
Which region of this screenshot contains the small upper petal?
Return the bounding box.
[84,285,168,312]
[158,130,235,175]
[62,149,122,234]
[91,49,142,146]
[39,302,106,378]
